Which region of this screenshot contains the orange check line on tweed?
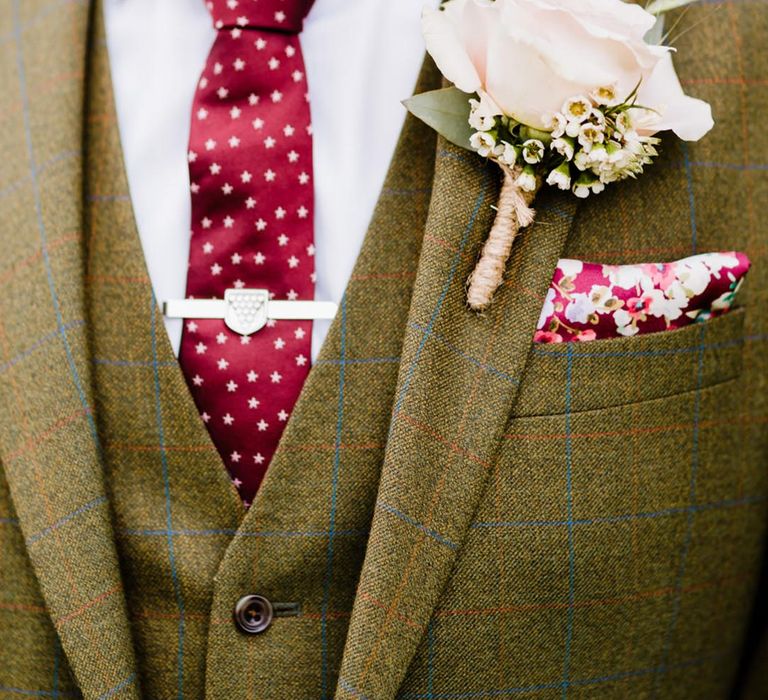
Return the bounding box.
[422,233,478,264]
[6,568,751,627]
[105,440,384,454]
[682,76,768,86]
[359,591,424,632]
[434,571,755,618]
[0,232,80,288]
[55,584,122,626]
[5,408,90,463]
[3,71,84,120]
[359,264,510,683]
[0,315,112,670]
[505,413,768,441]
[397,412,492,469]
[86,273,150,286]
[350,271,418,282]
[106,441,216,454]
[727,4,757,238]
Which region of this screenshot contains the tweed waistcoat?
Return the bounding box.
[1,1,768,699]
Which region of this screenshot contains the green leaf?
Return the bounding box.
[645,0,699,16]
[402,87,475,151]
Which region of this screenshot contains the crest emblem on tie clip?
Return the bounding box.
[224,289,269,335]
[162,288,338,336]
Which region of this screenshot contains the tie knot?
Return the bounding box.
[205,0,313,33]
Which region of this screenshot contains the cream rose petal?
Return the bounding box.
[637,53,714,141]
[422,2,483,94]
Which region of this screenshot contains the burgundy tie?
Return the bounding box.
[179,0,316,507]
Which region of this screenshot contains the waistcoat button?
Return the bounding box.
[233,594,274,634]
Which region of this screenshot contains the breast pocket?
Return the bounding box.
[440,307,765,696]
[514,308,746,417]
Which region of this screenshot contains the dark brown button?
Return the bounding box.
[233,594,274,634]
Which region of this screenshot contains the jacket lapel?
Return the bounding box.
[336,139,579,699]
[0,1,140,697]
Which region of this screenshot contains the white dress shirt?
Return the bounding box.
[103,0,437,359]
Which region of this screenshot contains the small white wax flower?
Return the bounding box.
[604,140,625,163]
[542,111,567,138]
[469,99,496,131]
[562,96,593,123]
[546,162,571,191]
[497,141,518,166]
[578,123,605,150]
[590,84,621,107]
[586,108,606,131]
[614,111,633,134]
[573,150,591,171]
[469,131,496,158]
[587,143,608,164]
[573,172,599,198]
[552,136,575,161]
[522,138,545,164]
[565,120,582,138]
[516,165,537,192]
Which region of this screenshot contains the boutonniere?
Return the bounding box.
[405,0,714,310]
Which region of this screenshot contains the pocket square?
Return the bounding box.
[534,251,751,343]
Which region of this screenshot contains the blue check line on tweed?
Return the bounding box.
[427,619,437,698]
[396,650,725,698]
[536,202,573,220]
[25,495,107,545]
[408,323,519,385]
[11,0,101,455]
[382,187,434,196]
[315,356,400,366]
[651,325,707,696]
[339,678,373,700]
[0,0,87,47]
[470,493,766,530]
[0,150,79,202]
[0,686,80,697]
[0,321,86,376]
[690,160,768,171]
[120,527,369,538]
[87,194,131,202]
[437,150,485,170]
[52,636,62,700]
[150,297,186,699]
[390,179,488,437]
[0,516,20,525]
[321,296,348,700]
[681,142,698,253]
[531,334,744,358]
[94,357,177,368]
[96,674,136,700]
[561,346,575,698]
[376,501,458,550]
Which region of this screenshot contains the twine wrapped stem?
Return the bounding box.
[466,165,540,311]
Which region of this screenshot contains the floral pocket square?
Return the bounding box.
[535,252,750,343]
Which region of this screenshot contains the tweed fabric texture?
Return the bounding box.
[1,1,768,700]
[84,7,437,698]
[0,1,139,698]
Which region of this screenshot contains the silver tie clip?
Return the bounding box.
[162,288,338,336]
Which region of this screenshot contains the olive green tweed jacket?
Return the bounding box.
[1,0,768,698]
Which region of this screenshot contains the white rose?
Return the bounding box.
[422,0,713,140]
